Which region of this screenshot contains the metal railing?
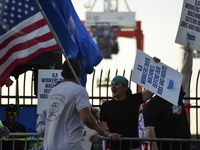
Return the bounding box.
[1,133,200,150]
[0,133,43,150]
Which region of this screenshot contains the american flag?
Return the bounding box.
[0,0,60,87]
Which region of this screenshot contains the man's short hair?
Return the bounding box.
[62,58,81,79]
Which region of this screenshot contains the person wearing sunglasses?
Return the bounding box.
[2,104,28,150]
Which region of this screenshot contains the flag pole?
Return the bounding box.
[33,0,81,85]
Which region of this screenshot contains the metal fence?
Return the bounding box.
[1,68,200,106]
[1,133,200,150]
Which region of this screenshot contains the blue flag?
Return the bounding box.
[38,0,104,86]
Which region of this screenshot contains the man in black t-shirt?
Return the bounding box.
[143,43,193,150]
[99,55,160,150]
[2,104,28,150]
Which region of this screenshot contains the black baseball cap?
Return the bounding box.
[4,104,18,112]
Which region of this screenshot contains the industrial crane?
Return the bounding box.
[83,0,144,59]
[82,0,144,93]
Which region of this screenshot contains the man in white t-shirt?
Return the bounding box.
[44,58,107,150]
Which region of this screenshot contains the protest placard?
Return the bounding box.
[37,69,63,113]
[132,50,183,106]
[175,0,200,51]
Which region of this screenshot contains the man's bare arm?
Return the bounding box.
[181,43,193,90]
[142,90,154,102]
[79,107,107,136]
[145,126,158,150]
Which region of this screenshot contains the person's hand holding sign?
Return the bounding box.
[153,57,160,63]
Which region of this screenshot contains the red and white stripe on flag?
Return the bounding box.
[0,12,60,87]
